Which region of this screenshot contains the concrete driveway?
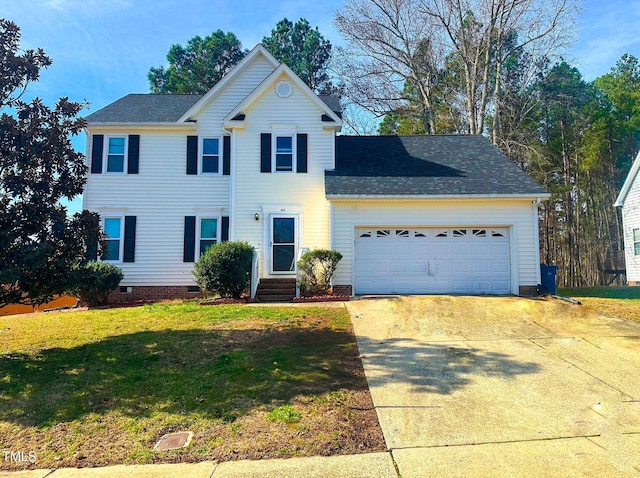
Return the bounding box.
[346,296,640,477]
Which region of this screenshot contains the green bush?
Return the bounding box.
[73,261,124,306]
[193,241,255,298]
[297,249,343,295]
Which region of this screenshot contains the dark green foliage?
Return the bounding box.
[73,261,124,306]
[262,18,333,93]
[193,241,255,298]
[297,249,343,295]
[149,30,246,94]
[0,19,104,306]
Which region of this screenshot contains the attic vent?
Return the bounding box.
[276,81,292,98]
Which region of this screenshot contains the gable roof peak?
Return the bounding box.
[615,150,640,207]
[177,43,280,122]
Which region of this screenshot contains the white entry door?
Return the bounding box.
[270,216,297,274]
[355,227,511,294]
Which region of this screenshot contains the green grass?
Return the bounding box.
[266,405,302,424]
[557,287,640,323]
[0,301,381,468]
[558,286,640,299]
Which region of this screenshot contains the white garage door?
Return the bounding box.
[355,227,511,295]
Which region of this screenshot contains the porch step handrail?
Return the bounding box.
[250,250,260,299]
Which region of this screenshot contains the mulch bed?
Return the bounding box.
[293,295,350,303]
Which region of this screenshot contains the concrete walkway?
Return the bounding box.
[346,296,640,478]
[0,452,397,478]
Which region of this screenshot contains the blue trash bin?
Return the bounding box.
[540,264,558,295]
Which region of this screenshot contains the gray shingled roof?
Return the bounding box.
[326,135,548,197]
[84,94,203,123]
[318,94,342,117]
[85,93,342,124]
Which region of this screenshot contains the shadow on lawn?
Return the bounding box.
[1,325,541,428]
[0,326,364,427]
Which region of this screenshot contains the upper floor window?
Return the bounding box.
[104,217,123,261]
[634,228,640,256]
[91,134,139,175]
[106,137,126,173]
[275,135,294,172]
[202,138,220,174]
[260,132,307,174]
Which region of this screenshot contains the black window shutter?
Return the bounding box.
[184,216,196,262]
[91,134,104,174]
[221,216,229,242]
[127,135,140,174]
[297,134,308,173]
[187,136,198,175]
[223,136,231,175]
[260,133,271,173]
[123,216,137,263]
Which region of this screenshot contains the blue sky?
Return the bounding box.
[3,0,640,213]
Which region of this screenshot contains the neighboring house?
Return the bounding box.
[615,150,640,284]
[83,44,549,301]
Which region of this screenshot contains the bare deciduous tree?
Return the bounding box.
[334,0,446,134]
[334,0,578,137]
[419,0,578,135]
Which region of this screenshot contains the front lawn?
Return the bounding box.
[0,302,385,470]
[558,286,640,323]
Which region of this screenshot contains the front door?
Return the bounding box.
[271,216,296,274]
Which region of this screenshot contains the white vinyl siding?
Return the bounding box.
[85,132,229,286]
[232,72,334,277]
[331,198,541,294]
[622,174,640,281]
[83,54,280,287]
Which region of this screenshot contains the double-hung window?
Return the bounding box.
[201,138,220,174]
[274,134,295,172]
[199,218,219,256]
[106,137,126,173]
[104,217,123,261]
[634,228,640,256]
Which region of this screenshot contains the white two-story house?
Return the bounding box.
[84,44,549,301]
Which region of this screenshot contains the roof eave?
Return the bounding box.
[616,150,640,207]
[326,193,552,200]
[86,122,197,130]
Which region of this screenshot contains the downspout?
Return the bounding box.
[226,127,236,241]
[533,198,542,286]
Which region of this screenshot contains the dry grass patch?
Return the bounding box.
[559,287,640,323]
[0,302,384,470]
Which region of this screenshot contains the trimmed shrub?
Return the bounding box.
[297,249,343,295]
[193,241,255,299]
[74,261,124,306]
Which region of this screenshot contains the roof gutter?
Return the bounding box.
[325,193,552,200]
[85,122,197,131]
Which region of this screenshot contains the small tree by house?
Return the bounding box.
[297,249,343,296]
[72,261,124,306]
[193,241,255,299]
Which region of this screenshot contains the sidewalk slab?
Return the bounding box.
[212,452,396,478]
[48,461,216,478]
[0,471,52,478]
[392,437,637,478]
